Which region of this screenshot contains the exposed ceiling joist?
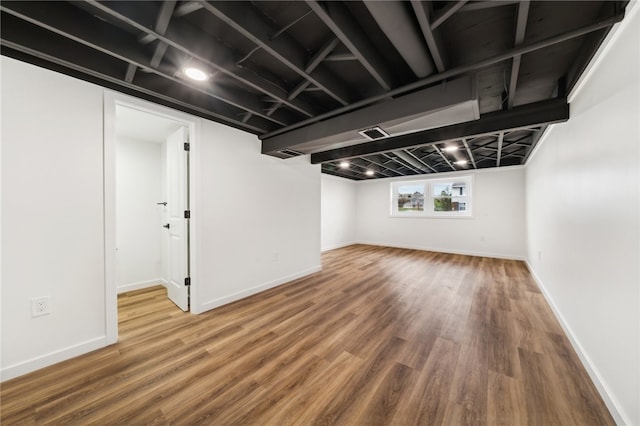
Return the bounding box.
[322,167,361,180]
[198,1,352,106]
[462,138,477,168]
[148,1,176,68]
[124,63,136,83]
[306,1,396,90]
[364,1,435,78]
[1,0,628,180]
[268,37,339,118]
[0,38,268,133]
[0,3,291,128]
[433,145,456,170]
[507,1,530,108]
[431,1,469,30]
[459,1,520,12]
[262,11,623,140]
[174,1,203,18]
[411,0,447,73]
[270,10,314,40]
[324,53,358,61]
[306,37,340,73]
[285,37,339,102]
[565,2,621,95]
[395,150,437,173]
[496,132,505,166]
[408,149,440,172]
[86,0,317,119]
[348,159,393,177]
[382,153,421,174]
[362,156,406,176]
[310,98,569,163]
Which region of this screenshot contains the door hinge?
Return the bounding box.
[185,277,191,286]
[184,142,190,151]
[184,210,191,219]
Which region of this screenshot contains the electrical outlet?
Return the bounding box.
[31,297,50,317]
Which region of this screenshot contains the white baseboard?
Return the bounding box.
[321,241,357,252]
[524,261,628,425]
[357,240,525,261]
[197,265,322,313]
[117,278,167,294]
[1,336,107,382]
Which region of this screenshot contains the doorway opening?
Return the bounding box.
[104,92,198,344]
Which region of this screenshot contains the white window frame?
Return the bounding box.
[390,175,473,218]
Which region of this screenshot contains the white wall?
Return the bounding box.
[192,120,321,313]
[525,6,639,424]
[321,174,357,251]
[1,57,322,380]
[355,167,526,259]
[1,57,107,379]
[115,136,166,293]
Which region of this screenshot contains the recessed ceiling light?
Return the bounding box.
[184,67,208,81]
[339,161,349,169]
[365,170,374,176]
[443,145,459,152]
[454,160,468,165]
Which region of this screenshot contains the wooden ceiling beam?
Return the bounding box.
[85,0,317,119]
[199,1,352,106]
[431,1,469,30]
[411,0,447,73]
[507,1,530,108]
[262,11,623,140]
[365,1,436,77]
[306,1,396,91]
[0,2,291,128]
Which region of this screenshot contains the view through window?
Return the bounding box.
[391,176,472,217]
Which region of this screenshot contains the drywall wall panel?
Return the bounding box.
[355,167,526,259]
[1,57,106,379]
[525,5,639,424]
[193,120,322,313]
[321,174,357,251]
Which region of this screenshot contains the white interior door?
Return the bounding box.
[166,126,189,311]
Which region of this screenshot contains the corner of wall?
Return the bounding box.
[523,261,628,425]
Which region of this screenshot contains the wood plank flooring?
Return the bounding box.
[1,245,614,425]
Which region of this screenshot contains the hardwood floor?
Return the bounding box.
[1,245,614,425]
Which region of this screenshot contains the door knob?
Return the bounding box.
[163,224,170,229]
[157,202,167,206]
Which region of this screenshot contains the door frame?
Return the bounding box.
[103,91,201,344]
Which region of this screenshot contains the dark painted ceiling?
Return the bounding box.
[1,1,629,180]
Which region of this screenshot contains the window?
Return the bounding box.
[391,176,472,218]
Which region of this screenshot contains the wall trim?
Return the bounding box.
[524,261,628,425]
[1,336,107,382]
[117,278,167,294]
[357,241,525,261]
[321,241,357,252]
[197,265,322,314]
